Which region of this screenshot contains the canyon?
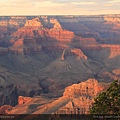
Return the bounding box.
[0,15,120,114]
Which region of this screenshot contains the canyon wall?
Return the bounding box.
[0,15,120,109]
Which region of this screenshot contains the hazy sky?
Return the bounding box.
[0,0,120,15]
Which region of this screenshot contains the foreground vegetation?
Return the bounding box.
[90,80,120,114]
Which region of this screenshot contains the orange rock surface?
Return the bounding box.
[0,105,12,114]
[18,96,32,105]
[71,48,87,59]
[58,79,107,114]
[25,18,43,27]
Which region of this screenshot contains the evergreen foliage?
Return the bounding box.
[90,80,120,114]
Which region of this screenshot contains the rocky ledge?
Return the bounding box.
[6,79,109,114]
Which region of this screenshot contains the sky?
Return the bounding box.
[0,0,120,15]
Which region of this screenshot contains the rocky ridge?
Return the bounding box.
[6,79,108,114]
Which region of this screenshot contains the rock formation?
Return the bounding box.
[0,105,12,114]
[48,18,74,42]
[0,16,27,27]
[63,79,104,97]
[18,96,32,105]
[61,49,66,60]
[70,48,87,60]
[25,17,43,28]
[56,79,107,114]
[50,18,62,29]
[48,29,74,42]
[7,79,109,114]
[104,15,120,23]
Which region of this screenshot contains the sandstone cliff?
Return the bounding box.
[50,18,62,29]
[9,17,75,55]
[48,18,74,42]
[0,16,27,27]
[61,48,88,60]
[104,15,120,23]
[18,96,32,105]
[25,17,43,28]
[55,79,107,114]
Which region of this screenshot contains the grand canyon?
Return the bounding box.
[0,15,120,115]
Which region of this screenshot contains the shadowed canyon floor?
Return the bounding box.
[0,15,120,114]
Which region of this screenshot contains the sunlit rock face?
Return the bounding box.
[18,96,32,105]
[0,105,12,114]
[58,79,107,114]
[63,79,104,97]
[25,18,43,28]
[104,15,120,23]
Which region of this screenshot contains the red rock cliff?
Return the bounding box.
[55,79,107,114]
[18,96,32,105]
[48,18,74,42]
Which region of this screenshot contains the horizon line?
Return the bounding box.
[0,13,120,17]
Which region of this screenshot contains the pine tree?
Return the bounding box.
[90,80,120,114]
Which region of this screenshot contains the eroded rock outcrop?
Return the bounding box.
[48,29,74,43]
[63,79,105,97]
[9,17,75,55]
[104,15,120,23]
[9,16,27,27]
[50,18,62,29]
[48,18,74,42]
[25,17,43,28]
[55,79,107,114]
[10,38,42,54]
[0,105,12,114]
[11,17,44,39]
[101,44,120,59]
[70,48,87,60]
[61,48,87,60]
[18,96,32,105]
[0,16,26,27]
